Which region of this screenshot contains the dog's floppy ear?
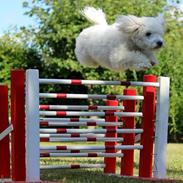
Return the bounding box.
[156,13,165,26]
[115,15,142,34]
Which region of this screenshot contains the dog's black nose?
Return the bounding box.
[157,41,163,47]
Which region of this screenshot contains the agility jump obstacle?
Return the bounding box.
[0,69,170,182]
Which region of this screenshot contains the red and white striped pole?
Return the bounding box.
[120,88,136,176]
[0,85,10,178]
[139,75,156,177]
[104,100,118,174]
[11,70,26,181]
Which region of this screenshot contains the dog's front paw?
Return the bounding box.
[134,62,152,71]
[150,58,158,66]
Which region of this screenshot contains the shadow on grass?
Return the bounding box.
[41,169,182,183]
[166,168,183,180]
[41,169,134,183]
[40,155,183,183]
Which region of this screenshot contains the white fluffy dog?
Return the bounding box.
[75,7,165,71]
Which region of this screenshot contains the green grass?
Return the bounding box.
[166,144,183,179]
[40,143,183,183]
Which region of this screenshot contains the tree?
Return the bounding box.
[0,34,42,85]
[4,0,181,140]
[22,0,166,88]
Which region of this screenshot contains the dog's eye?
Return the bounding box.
[146,32,151,37]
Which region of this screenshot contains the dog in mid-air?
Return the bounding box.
[75,7,165,71]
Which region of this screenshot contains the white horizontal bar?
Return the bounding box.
[40,122,123,127]
[41,152,123,157]
[131,81,159,87]
[40,145,143,151]
[40,164,105,169]
[41,149,106,153]
[39,105,124,110]
[39,93,144,100]
[40,118,105,122]
[39,128,143,134]
[40,134,105,138]
[40,128,143,134]
[40,137,123,142]
[39,111,143,117]
[39,79,159,87]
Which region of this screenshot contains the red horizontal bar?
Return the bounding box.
[57,93,67,98]
[71,164,81,169]
[88,153,98,157]
[87,137,97,142]
[87,122,97,126]
[71,80,82,85]
[120,81,131,86]
[57,146,67,150]
[71,150,80,153]
[56,111,67,116]
[88,105,98,110]
[71,134,80,137]
[107,95,116,100]
[40,121,49,126]
[70,118,80,122]
[40,137,49,142]
[40,153,50,157]
[57,129,67,133]
[40,105,49,110]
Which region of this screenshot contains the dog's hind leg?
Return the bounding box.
[75,49,99,68]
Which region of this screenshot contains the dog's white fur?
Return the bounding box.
[75,7,165,71]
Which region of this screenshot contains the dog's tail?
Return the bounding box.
[81,7,108,25]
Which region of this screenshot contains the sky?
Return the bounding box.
[0,0,182,35]
[0,0,34,34]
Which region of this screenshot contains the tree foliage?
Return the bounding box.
[0,34,42,84]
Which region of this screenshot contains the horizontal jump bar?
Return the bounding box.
[39,105,124,111]
[40,145,143,151]
[40,121,123,127]
[40,117,106,122]
[39,93,144,100]
[39,128,143,134]
[40,152,124,158]
[39,79,159,87]
[41,149,106,153]
[40,137,124,142]
[39,111,143,117]
[40,164,106,169]
[40,133,105,138]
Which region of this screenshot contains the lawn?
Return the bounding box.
[40,143,183,183]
